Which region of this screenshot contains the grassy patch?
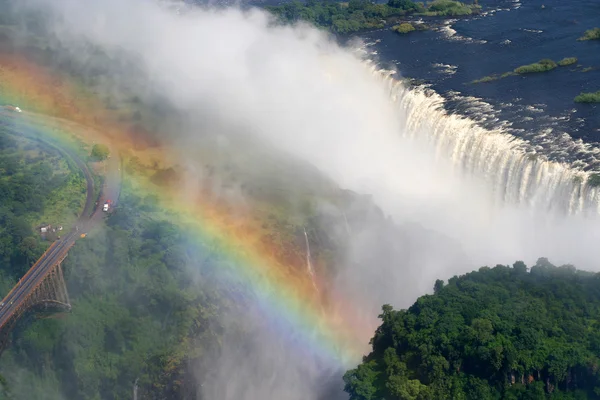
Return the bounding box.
[472,57,582,84]
[558,57,578,66]
[514,59,557,74]
[575,91,600,103]
[470,71,516,84]
[578,27,600,41]
[33,171,86,230]
[471,75,499,84]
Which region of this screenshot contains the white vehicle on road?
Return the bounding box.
[4,105,22,113]
[103,199,112,212]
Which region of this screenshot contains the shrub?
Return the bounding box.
[588,173,600,187]
[471,75,498,84]
[392,23,415,34]
[578,27,600,41]
[558,57,578,66]
[574,91,600,103]
[91,143,110,160]
[514,59,557,74]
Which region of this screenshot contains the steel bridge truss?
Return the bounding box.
[0,260,71,354]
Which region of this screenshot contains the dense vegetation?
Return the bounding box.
[344,259,600,399]
[0,182,228,399]
[0,110,229,397]
[574,91,600,104]
[266,0,479,34]
[514,59,557,74]
[0,125,86,278]
[578,28,600,41]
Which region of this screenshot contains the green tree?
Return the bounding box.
[434,279,445,294]
[91,143,110,160]
[343,360,381,400]
[345,260,600,399]
[387,0,418,11]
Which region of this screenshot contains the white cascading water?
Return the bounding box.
[133,378,139,400]
[342,211,352,237]
[304,227,319,293]
[367,64,600,216]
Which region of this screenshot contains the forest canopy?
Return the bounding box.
[344,259,600,400]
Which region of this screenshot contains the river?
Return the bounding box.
[358,0,600,170]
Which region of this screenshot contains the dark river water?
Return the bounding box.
[358,0,600,169]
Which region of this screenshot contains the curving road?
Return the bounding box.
[0,108,121,331]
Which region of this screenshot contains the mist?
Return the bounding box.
[12,0,600,398]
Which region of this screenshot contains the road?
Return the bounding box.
[0,108,122,331]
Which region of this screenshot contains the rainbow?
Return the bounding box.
[0,53,374,368]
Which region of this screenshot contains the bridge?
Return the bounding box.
[0,234,75,351]
[0,109,121,355]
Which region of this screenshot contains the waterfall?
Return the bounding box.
[342,211,352,237]
[133,378,138,400]
[303,227,319,293]
[365,63,600,216]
